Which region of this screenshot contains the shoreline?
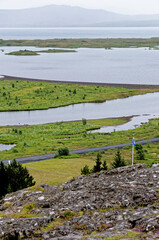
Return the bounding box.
[3,75,159,89]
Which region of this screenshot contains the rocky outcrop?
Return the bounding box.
[1,164,159,239]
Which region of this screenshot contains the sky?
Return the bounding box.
[0,0,159,15]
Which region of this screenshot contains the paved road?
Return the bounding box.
[2,137,159,165]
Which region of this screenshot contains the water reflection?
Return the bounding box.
[0,93,158,130]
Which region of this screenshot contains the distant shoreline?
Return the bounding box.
[3,75,159,89]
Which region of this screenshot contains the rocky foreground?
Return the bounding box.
[1,164,159,239]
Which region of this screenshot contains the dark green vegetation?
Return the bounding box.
[111,148,126,169]
[6,49,39,56]
[81,152,108,175]
[0,160,35,199]
[1,38,159,48]
[135,144,145,160]
[54,147,70,158]
[0,79,158,111]
[5,48,76,56]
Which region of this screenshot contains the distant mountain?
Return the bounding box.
[0,5,159,27]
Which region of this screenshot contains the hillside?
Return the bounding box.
[0,5,159,27]
[1,164,159,239]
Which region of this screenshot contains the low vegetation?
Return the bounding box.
[5,48,76,56]
[0,118,159,162]
[38,48,76,53]
[0,79,158,111]
[23,139,159,186]
[6,49,39,56]
[1,38,159,48]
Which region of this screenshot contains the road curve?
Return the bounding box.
[2,137,159,165]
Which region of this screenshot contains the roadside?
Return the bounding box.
[3,137,159,165]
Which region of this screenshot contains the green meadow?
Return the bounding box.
[0,79,158,186]
[0,118,159,162]
[0,79,158,111]
[23,139,159,186]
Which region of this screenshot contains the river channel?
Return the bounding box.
[0,92,158,127]
[1,92,159,151]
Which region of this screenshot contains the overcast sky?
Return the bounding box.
[0,0,159,15]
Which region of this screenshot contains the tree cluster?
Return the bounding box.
[81,152,108,175]
[81,149,126,175]
[0,160,35,199]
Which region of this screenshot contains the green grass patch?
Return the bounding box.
[0,118,159,163]
[103,231,141,240]
[87,117,128,126]
[23,156,95,185]
[38,48,77,53]
[6,49,39,56]
[5,48,76,56]
[23,142,159,186]
[0,79,158,111]
[1,38,159,48]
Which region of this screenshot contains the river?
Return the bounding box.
[0,92,158,127]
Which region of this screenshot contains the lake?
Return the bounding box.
[1,27,159,39]
[1,47,159,85]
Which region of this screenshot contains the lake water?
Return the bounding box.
[0,27,159,39]
[0,144,16,151]
[0,93,158,130]
[1,47,159,85]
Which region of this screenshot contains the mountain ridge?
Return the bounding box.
[0,5,159,27]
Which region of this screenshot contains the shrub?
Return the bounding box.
[81,165,90,175]
[55,147,69,157]
[82,118,87,125]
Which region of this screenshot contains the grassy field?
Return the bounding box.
[0,118,159,161]
[0,78,158,186]
[5,49,77,56]
[23,140,159,186]
[0,79,158,111]
[1,38,159,48]
[0,118,127,160]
